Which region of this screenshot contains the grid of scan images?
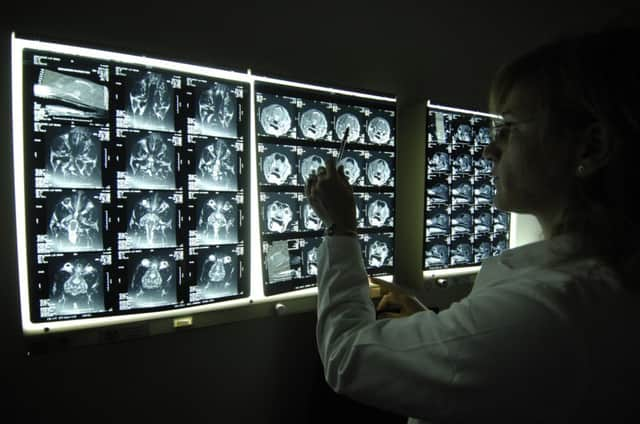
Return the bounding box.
[424,106,510,270]
[256,83,396,295]
[24,48,249,322]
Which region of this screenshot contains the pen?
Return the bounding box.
[337,127,350,163]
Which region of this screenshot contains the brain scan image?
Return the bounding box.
[451,242,472,265]
[264,197,297,233]
[128,254,176,308]
[452,182,473,204]
[367,199,392,228]
[452,212,472,234]
[302,239,322,276]
[493,239,508,255]
[474,157,493,174]
[48,256,104,316]
[367,239,391,268]
[428,183,449,203]
[474,183,494,204]
[196,196,237,245]
[474,126,492,145]
[427,212,449,236]
[453,123,472,143]
[367,116,391,145]
[48,191,102,252]
[47,127,101,188]
[128,133,175,189]
[127,192,175,248]
[262,150,294,185]
[299,108,329,140]
[197,249,237,298]
[34,68,109,113]
[335,112,361,142]
[127,72,174,131]
[475,241,492,262]
[366,158,392,186]
[301,200,323,231]
[197,83,237,138]
[197,139,237,190]
[494,212,509,232]
[429,152,450,172]
[338,155,362,186]
[300,153,327,184]
[453,153,473,174]
[426,244,449,267]
[474,211,493,233]
[266,241,302,283]
[260,103,293,137]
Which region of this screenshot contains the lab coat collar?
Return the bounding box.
[498,233,579,270]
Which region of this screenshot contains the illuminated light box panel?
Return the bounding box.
[423,101,511,278]
[12,35,253,336]
[253,77,397,296]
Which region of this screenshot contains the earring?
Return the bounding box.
[577,164,585,176]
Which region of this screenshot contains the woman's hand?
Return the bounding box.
[376,290,424,318]
[304,156,356,233]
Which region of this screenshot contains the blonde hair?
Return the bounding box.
[489,27,640,287]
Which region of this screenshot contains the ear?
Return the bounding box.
[575,122,614,177]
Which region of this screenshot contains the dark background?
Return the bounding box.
[0,2,635,423]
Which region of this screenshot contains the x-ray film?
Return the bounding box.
[259,143,298,186]
[425,237,450,270]
[118,131,177,189]
[256,93,298,138]
[364,193,395,228]
[366,109,395,146]
[264,239,302,283]
[192,245,239,301]
[451,205,473,235]
[366,151,395,187]
[471,116,493,145]
[297,100,334,141]
[193,192,239,246]
[361,233,394,269]
[474,176,494,206]
[474,234,492,263]
[473,205,493,234]
[334,105,367,143]
[34,69,109,117]
[426,175,450,204]
[191,137,239,191]
[450,116,473,144]
[451,176,473,205]
[426,204,450,237]
[450,235,473,266]
[42,253,107,318]
[451,144,473,175]
[116,68,177,132]
[300,237,322,277]
[427,110,450,143]
[260,192,300,234]
[494,211,510,233]
[122,250,178,309]
[123,191,177,249]
[187,79,240,138]
[428,145,450,174]
[40,125,105,189]
[44,190,104,253]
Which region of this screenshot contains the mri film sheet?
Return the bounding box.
[474,175,494,206]
[188,80,240,138]
[334,105,367,144]
[124,191,177,249]
[450,235,473,265]
[337,150,366,187]
[116,68,177,132]
[45,190,104,253]
[298,147,334,186]
[258,143,298,186]
[41,125,104,189]
[364,193,395,229]
[361,233,394,269]
[426,204,450,237]
[426,174,450,204]
[42,253,107,318]
[473,205,493,234]
[428,145,451,174]
[451,176,473,205]
[264,239,302,284]
[193,137,239,191]
[260,192,300,235]
[191,245,239,301]
[30,52,110,122]
[451,144,473,175]
[365,151,395,187]
[256,93,298,139]
[472,116,493,145]
[300,198,324,232]
[193,192,239,246]
[474,234,492,263]
[427,110,451,143]
[300,237,322,277]
[450,116,473,144]
[366,109,395,146]
[122,131,177,189]
[451,205,473,235]
[123,250,178,309]
[425,237,450,270]
[297,100,334,141]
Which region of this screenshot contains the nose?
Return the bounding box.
[482,140,500,162]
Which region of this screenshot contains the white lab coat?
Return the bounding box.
[316,234,640,423]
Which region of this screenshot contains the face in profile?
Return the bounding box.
[482,83,574,215]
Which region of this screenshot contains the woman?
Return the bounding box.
[306,26,640,423]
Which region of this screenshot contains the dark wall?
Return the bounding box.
[0,3,632,423]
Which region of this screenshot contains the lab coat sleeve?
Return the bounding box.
[315,236,584,422]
